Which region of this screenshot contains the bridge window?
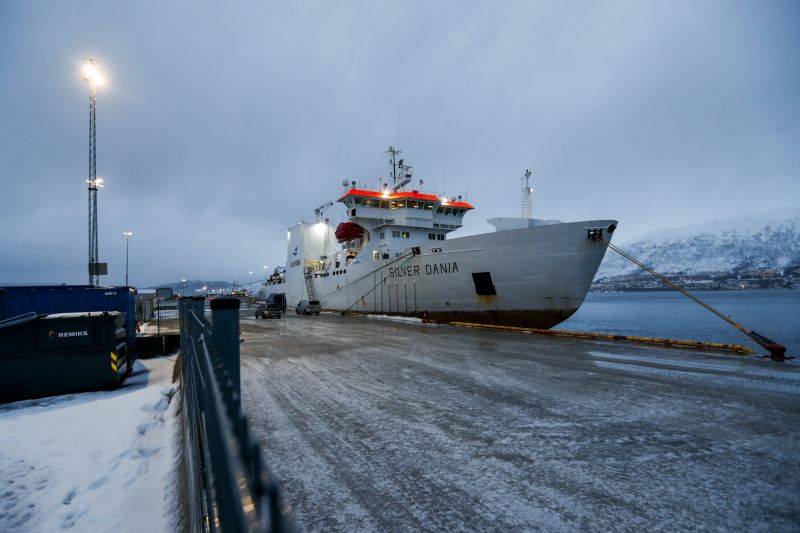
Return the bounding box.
[373,250,380,260]
[380,231,385,239]
[392,230,400,238]
[401,231,410,239]
[428,233,436,240]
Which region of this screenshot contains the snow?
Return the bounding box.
[597,208,800,276]
[0,357,179,532]
[365,314,424,324]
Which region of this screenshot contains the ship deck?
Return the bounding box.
[238,309,800,531]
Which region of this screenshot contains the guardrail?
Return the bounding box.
[179,296,291,532]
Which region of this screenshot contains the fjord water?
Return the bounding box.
[561,290,800,356]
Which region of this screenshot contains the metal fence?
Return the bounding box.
[138,296,180,335]
[179,296,291,532]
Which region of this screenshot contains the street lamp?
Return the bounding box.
[123,232,133,286]
[181,278,187,296]
[83,58,105,286]
[263,265,268,282]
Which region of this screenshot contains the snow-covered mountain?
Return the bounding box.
[597,209,800,278]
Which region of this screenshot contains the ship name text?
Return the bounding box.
[389,262,459,278]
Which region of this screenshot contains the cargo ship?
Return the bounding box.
[260,147,617,328]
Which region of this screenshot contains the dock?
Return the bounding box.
[239,311,800,531]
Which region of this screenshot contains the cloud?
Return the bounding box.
[1,0,798,286]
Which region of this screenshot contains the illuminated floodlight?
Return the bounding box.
[82,58,104,85]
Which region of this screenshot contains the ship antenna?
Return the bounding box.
[521,169,533,218]
[386,145,402,184]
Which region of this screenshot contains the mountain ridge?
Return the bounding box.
[598,208,800,278]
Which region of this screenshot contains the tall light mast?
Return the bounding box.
[521,169,533,219]
[83,58,104,286]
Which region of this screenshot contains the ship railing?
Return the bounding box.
[178,296,292,532]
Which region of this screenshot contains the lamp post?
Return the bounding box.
[181,278,187,296]
[83,58,104,286]
[123,232,133,286]
[263,265,268,282]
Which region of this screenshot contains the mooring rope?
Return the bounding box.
[607,242,788,359]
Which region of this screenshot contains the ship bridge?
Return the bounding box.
[338,188,473,234]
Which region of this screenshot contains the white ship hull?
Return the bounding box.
[262,219,615,329]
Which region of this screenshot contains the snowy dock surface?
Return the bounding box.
[0,357,178,532]
[240,312,800,532]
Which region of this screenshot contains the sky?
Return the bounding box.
[1,0,798,288]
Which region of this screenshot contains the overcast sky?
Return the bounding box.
[1,0,798,288]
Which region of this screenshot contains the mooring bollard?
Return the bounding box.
[211,297,242,396]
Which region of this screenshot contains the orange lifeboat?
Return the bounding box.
[335,221,364,242]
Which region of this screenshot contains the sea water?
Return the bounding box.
[560,289,800,356]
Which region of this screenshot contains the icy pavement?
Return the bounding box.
[0,356,179,532]
[239,312,800,532]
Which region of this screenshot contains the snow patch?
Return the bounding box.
[365,314,424,324]
[0,358,179,532]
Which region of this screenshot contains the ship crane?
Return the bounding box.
[314,201,334,222]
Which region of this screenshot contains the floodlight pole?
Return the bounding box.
[84,58,100,286]
[123,232,133,286]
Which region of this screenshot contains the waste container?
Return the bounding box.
[0,285,136,361]
[0,311,130,403]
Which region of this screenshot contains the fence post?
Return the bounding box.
[210,297,241,397]
[190,296,205,319]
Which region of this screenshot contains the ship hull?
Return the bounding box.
[264,220,616,329]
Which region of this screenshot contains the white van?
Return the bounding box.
[296,300,321,315]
